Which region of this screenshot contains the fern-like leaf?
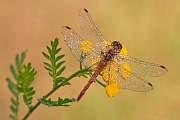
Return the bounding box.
[42,38,66,88]
[18,63,37,110]
[38,96,76,107]
[6,51,27,120]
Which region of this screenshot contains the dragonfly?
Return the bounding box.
[61,8,168,102]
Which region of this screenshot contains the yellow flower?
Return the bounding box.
[80,40,94,55]
[89,56,99,71]
[101,61,120,97]
[119,62,131,80]
[120,44,128,55]
[105,81,120,97]
[106,42,111,47]
[102,43,130,97]
[118,44,131,80]
[101,61,117,83]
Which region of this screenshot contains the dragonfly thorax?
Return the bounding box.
[104,48,117,62]
[111,41,122,51]
[104,41,122,62]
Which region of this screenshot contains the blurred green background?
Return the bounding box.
[0,0,180,120]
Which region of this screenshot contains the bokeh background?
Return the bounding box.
[0,0,180,120]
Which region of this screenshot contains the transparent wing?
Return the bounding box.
[114,54,168,77]
[61,26,102,68]
[61,26,84,61]
[79,8,108,53]
[103,60,154,92]
[116,70,154,92]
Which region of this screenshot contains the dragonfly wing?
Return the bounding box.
[83,50,102,69]
[61,26,84,61]
[114,54,168,77]
[116,71,154,92]
[79,8,108,53]
[104,61,153,92]
[61,26,102,68]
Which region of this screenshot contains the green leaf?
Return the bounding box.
[19,51,27,67]
[38,97,75,107]
[6,78,18,97]
[17,87,23,92]
[44,66,53,73]
[47,46,52,55]
[51,41,54,48]
[54,37,59,43]
[7,51,27,120]
[56,77,66,83]
[55,55,64,62]
[18,63,37,110]
[56,66,66,76]
[53,38,59,49]
[55,61,65,70]
[9,114,16,120]
[42,52,52,61]
[55,48,62,54]
[16,51,27,71]
[62,81,71,86]
[27,87,33,92]
[42,38,66,88]
[27,90,35,97]
[11,98,18,106]
[43,62,53,69]
[10,105,17,115]
[10,65,18,81]
[49,72,53,77]
[27,97,33,102]
[15,54,20,70]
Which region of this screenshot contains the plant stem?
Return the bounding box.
[95,79,106,87]
[22,68,89,120]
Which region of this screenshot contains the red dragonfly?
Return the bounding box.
[61,8,168,102]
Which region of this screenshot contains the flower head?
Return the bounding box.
[80,40,94,55]
[105,81,120,97]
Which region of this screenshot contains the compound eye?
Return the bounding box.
[111,41,118,46]
[118,43,122,50]
[111,41,122,50]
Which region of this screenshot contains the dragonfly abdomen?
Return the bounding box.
[76,60,107,101]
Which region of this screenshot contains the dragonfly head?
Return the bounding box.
[111,41,122,51]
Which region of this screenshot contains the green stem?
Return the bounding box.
[22,68,89,120]
[95,79,106,87]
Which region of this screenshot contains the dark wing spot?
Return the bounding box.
[84,8,88,13]
[160,65,166,69]
[148,82,153,87]
[65,26,71,29]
